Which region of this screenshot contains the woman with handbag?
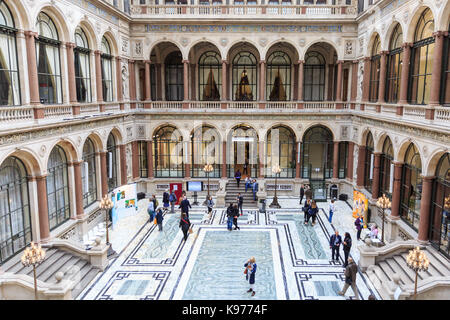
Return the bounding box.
[244,257,257,296]
[179,212,191,241]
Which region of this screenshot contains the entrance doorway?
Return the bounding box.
[227,125,258,178]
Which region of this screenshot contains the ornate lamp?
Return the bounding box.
[99,194,115,256]
[269,164,281,208]
[21,242,45,300]
[376,194,391,244]
[202,163,214,205]
[406,246,429,299]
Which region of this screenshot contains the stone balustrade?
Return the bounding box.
[0,106,34,123]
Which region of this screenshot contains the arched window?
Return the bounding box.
[266,126,295,178]
[198,51,221,101]
[440,23,450,106]
[363,132,374,192]
[0,157,31,263]
[369,35,381,102]
[338,141,349,179]
[0,2,20,106]
[101,37,113,102]
[47,146,70,230]
[106,134,118,192]
[429,153,449,258]
[138,141,148,178]
[82,138,97,208]
[153,126,184,178]
[386,24,403,103]
[165,51,183,101]
[304,51,325,101]
[266,51,291,101]
[74,27,91,103]
[232,51,257,101]
[400,143,422,230]
[227,125,259,178]
[191,125,221,178]
[380,137,394,199]
[36,12,62,104]
[409,8,435,105]
[301,126,333,180]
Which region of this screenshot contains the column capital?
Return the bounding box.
[182,59,189,64]
[352,59,359,64]
[433,31,448,38]
[94,50,102,55]
[380,50,389,56]
[336,60,344,64]
[393,161,404,167]
[259,60,266,64]
[144,59,152,64]
[421,175,435,181]
[24,30,38,38]
[65,42,76,49]
[221,60,228,64]
[363,56,371,62]
[129,59,135,64]
[401,42,413,49]
[297,60,305,64]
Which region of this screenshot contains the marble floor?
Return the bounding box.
[78,197,381,300]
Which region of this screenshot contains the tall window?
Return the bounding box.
[364,132,374,192]
[429,153,449,258]
[153,126,184,178]
[165,51,183,101]
[266,51,291,101]
[150,64,157,101]
[380,137,394,199]
[369,35,381,102]
[266,126,295,178]
[386,24,403,103]
[304,51,325,101]
[106,134,118,192]
[0,157,31,264]
[440,24,450,106]
[198,51,221,101]
[301,126,333,179]
[74,27,91,103]
[101,37,113,102]
[338,141,348,179]
[0,2,20,106]
[400,143,422,231]
[232,51,257,101]
[36,12,62,104]
[82,138,98,208]
[191,125,221,178]
[409,8,435,105]
[138,141,148,178]
[46,146,70,230]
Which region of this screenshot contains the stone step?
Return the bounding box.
[384,257,414,285]
[5,248,59,274]
[370,265,391,300]
[72,267,100,299]
[422,249,450,276]
[32,253,73,280]
[393,255,424,281]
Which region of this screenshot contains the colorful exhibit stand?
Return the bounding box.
[111,183,138,229]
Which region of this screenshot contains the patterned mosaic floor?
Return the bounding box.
[79,198,380,300]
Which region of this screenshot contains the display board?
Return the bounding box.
[187,181,203,192]
[111,183,138,229]
[353,190,368,227]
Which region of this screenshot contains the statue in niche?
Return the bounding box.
[122,65,129,100]
[203,70,220,100]
[235,69,253,101]
[126,143,132,180]
[269,71,286,101]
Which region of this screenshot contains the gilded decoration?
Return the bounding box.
[145,25,343,33]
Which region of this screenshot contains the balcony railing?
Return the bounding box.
[130,4,357,18]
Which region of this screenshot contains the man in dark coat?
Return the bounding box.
[232,204,240,230]
[305,185,313,201]
[252,180,258,201]
[179,196,192,218]
[299,185,305,204]
[343,232,352,267]
[237,193,244,215]
[338,258,359,300]
[179,213,191,241]
[155,208,164,231]
[329,230,342,262]
[235,169,242,188]
[162,189,170,211]
[244,257,257,296]
[226,203,234,231]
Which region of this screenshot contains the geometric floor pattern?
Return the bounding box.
[78,199,381,300]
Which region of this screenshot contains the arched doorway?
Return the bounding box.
[153,126,184,178]
[227,125,259,178]
[265,126,296,178]
[191,125,221,178]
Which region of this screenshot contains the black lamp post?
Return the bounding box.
[269,164,281,208]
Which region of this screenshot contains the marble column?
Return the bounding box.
[350,60,358,108]
[66,42,77,104]
[100,151,108,197]
[94,50,103,103]
[73,161,84,218]
[119,144,127,185]
[183,60,189,101]
[336,60,343,101]
[156,63,162,100]
[390,162,403,218]
[24,31,40,106]
[128,59,136,108]
[378,51,388,104]
[333,141,339,179]
[371,152,381,200]
[296,142,301,179]
[417,176,435,242]
[259,60,266,101]
[361,57,371,103]
[35,175,50,241]
[144,60,152,108]
[298,60,304,102]
[398,43,412,105]
[429,31,447,107]
[222,141,227,179]
[131,141,139,179]
[147,140,154,179]
[356,145,366,188]
[222,60,228,101]
[347,141,354,181]
[115,57,123,109]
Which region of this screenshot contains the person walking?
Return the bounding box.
[244,257,257,296]
[338,257,360,300]
[354,216,363,240]
[305,185,313,201]
[299,185,304,205]
[147,199,155,223]
[206,195,214,219]
[252,179,258,202]
[328,198,337,224]
[235,169,242,188]
[179,212,191,241]
[169,190,176,213]
[233,204,240,230]
[226,203,234,231]
[329,230,342,262]
[237,193,244,216]
[343,232,352,267]
[155,208,164,231]
[303,198,311,224]
[163,189,170,212]
[305,200,318,226]
[243,159,249,175]
[245,176,252,193]
[179,195,192,218]
[151,194,158,212]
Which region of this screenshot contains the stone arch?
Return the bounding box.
[406,5,437,43]
[397,139,422,165]
[107,127,124,145]
[263,40,301,62]
[301,123,335,141]
[264,123,298,142]
[366,31,382,56]
[82,132,104,154]
[101,30,119,56]
[437,0,450,31]
[301,39,340,60]
[148,39,184,61]
[375,132,394,153]
[190,122,223,142]
[3,0,31,30]
[226,40,262,61]
[151,123,184,140]
[383,20,406,50]
[0,149,42,177]
[44,139,79,169]
[74,18,98,50]
[34,4,70,42]
[425,148,450,176]
[188,40,222,62]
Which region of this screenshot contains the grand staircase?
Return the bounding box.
[225,179,258,208]
[363,244,450,300]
